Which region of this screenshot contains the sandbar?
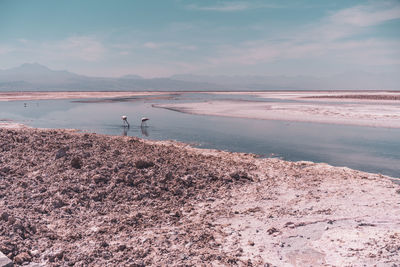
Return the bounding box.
[155,99,400,128]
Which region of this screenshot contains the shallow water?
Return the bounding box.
[1,92,399,178]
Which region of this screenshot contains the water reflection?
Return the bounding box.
[122,126,129,136]
[141,126,149,137]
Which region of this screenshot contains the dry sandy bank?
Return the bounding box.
[0,91,168,102]
[155,100,400,128]
[0,126,399,266]
[0,122,28,129]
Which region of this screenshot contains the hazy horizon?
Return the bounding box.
[1,62,399,91]
[1,0,399,80]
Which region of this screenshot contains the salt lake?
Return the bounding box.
[1,92,399,178]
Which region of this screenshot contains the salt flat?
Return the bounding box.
[156,91,400,128]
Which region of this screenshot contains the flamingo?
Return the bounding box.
[141,117,149,127]
[121,115,130,127]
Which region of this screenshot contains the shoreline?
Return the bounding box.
[0,91,170,102]
[1,121,399,179]
[0,125,399,266]
[1,90,399,102]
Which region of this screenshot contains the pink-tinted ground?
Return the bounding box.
[0,126,399,266]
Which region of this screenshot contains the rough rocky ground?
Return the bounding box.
[0,127,399,266]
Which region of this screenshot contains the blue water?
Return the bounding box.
[1,92,399,178]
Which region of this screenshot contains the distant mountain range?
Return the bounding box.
[0,63,222,92]
[0,63,398,91]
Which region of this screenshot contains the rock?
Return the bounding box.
[7,216,16,225]
[135,160,154,169]
[0,212,9,222]
[55,148,68,159]
[358,222,376,227]
[47,250,64,262]
[71,157,82,169]
[0,244,16,256]
[230,171,252,181]
[0,167,10,174]
[0,251,13,267]
[230,172,241,180]
[284,222,295,229]
[14,252,31,264]
[52,198,67,209]
[267,227,279,235]
[93,174,109,184]
[30,250,39,257]
[117,244,126,251]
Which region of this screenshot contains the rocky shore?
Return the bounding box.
[0,127,399,266]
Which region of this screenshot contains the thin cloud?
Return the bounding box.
[143,41,197,51]
[329,2,400,27]
[4,36,107,64]
[0,45,13,55]
[115,61,200,78]
[17,39,29,44]
[207,1,400,68]
[53,36,106,61]
[186,1,281,12]
[143,42,162,49]
[208,37,400,69]
[132,1,400,76]
[313,1,400,41]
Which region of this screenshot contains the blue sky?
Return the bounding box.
[0,0,399,77]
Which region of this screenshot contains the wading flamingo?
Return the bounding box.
[121,115,130,127]
[141,117,149,127]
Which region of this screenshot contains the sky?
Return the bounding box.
[0,0,399,78]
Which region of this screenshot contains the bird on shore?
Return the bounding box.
[121,115,130,127]
[141,117,149,127]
